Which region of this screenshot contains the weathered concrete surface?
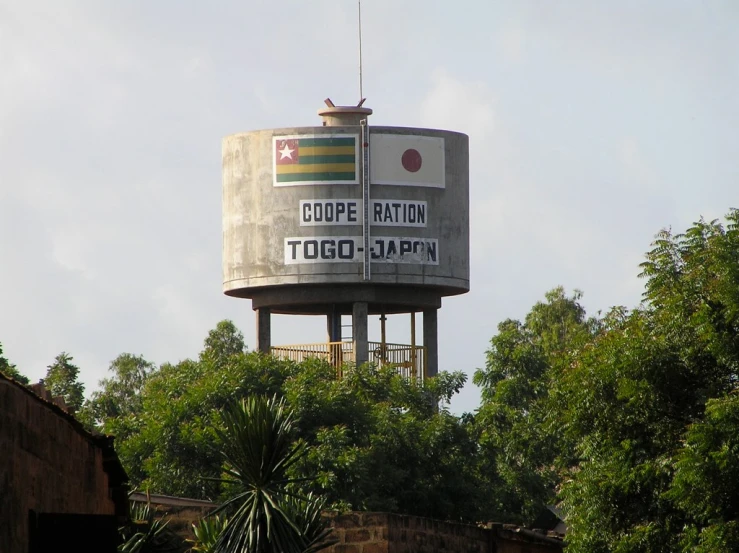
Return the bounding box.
[248,284,442,315]
[222,125,469,314]
[423,308,439,377]
[352,301,369,366]
[256,307,271,353]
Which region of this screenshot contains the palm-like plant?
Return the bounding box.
[281,493,334,553]
[189,515,229,553]
[119,502,180,553]
[210,396,334,553]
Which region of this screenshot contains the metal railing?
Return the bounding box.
[271,342,353,367]
[368,341,426,380]
[270,341,426,380]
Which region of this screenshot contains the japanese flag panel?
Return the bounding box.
[370,134,445,188]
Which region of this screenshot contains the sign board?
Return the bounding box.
[299,199,427,228]
[284,236,439,265]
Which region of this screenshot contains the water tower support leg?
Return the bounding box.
[423,308,438,378]
[352,302,368,366]
[327,305,341,342]
[256,308,271,354]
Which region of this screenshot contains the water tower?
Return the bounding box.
[222,101,469,378]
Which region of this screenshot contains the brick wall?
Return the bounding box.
[0,376,126,552]
[324,512,563,553]
[386,514,490,553]
[325,512,391,553]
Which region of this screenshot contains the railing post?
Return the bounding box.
[410,312,416,380]
[380,311,387,363]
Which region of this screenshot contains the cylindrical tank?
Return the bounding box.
[222,107,469,315]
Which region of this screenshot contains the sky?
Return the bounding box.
[1,1,737,414]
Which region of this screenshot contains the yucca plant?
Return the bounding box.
[209,396,334,553]
[281,493,334,553]
[189,515,229,553]
[119,501,180,553]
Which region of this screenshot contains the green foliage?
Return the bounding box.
[210,396,333,553]
[473,287,598,524]
[79,353,155,431]
[95,321,485,523]
[471,211,739,548]
[285,362,484,521]
[200,320,246,368]
[280,494,335,553]
[556,309,688,552]
[670,393,739,552]
[45,352,85,411]
[0,343,29,385]
[121,352,297,498]
[189,516,228,553]
[557,211,739,552]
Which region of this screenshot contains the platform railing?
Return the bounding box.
[368,341,426,380]
[270,341,426,380]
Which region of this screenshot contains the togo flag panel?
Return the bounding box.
[370,133,445,188]
[274,134,359,186]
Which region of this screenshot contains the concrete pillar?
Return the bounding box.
[256,308,271,354]
[327,305,341,342]
[423,308,438,378]
[352,302,369,366]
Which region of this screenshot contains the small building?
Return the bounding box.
[0,374,128,552]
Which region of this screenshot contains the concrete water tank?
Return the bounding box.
[222,103,469,376]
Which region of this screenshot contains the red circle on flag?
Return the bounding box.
[401,149,422,173]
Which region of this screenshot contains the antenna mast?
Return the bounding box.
[358,0,363,100]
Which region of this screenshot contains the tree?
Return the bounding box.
[556,211,739,552]
[556,308,690,553]
[120,351,298,498]
[284,361,485,521]
[473,287,599,523]
[45,352,85,411]
[211,396,333,553]
[200,320,246,368]
[670,393,739,552]
[82,353,155,429]
[0,343,29,385]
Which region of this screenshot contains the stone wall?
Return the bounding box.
[324,512,564,553]
[325,512,391,553]
[0,375,127,552]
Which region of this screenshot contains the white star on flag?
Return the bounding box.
[279,143,295,160]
